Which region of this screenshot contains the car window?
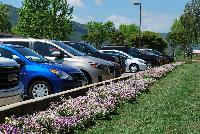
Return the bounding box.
[52,41,86,56]
[33,42,51,56]
[13,47,48,63]
[33,41,70,58]
[67,43,83,52]
[0,48,19,59]
[2,41,30,48]
[129,48,141,56]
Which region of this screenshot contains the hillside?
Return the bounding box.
[160,33,168,39]
[6,4,86,41]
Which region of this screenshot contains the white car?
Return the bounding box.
[100,50,147,73]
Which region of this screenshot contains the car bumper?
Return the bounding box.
[138,63,147,71]
[51,79,84,93]
[0,83,24,106]
[90,69,114,83]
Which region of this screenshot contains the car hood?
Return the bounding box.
[73,56,114,66]
[38,62,82,73]
[130,57,142,61]
[0,57,19,67]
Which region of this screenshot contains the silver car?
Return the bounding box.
[100,50,147,73]
[0,38,119,84]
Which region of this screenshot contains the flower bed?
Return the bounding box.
[0,63,182,133]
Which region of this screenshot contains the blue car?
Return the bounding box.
[0,44,85,98]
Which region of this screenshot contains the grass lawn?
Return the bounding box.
[81,63,200,134]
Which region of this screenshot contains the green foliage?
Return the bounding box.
[181,0,200,43]
[119,24,139,45]
[109,31,125,45]
[167,0,199,60]
[82,21,115,48]
[0,3,12,32]
[167,19,189,58]
[15,0,73,40]
[167,19,186,45]
[131,31,168,52]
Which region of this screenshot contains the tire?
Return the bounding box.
[129,64,139,73]
[29,80,52,99]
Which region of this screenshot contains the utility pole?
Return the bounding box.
[134,2,142,48]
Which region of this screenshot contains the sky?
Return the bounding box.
[0,0,190,33]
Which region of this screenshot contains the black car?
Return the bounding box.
[62,41,127,73]
[140,49,174,63]
[100,46,168,66]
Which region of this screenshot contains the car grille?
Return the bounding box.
[70,73,85,81]
[0,66,20,89]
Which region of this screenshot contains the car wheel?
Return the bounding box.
[29,81,52,99]
[129,64,139,73]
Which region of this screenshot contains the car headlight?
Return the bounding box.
[138,59,146,64]
[89,62,99,68]
[50,69,73,80]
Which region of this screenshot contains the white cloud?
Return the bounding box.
[94,0,104,5]
[68,0,85,8]
[107,12,177,32]
[72,15,95,24]
[141,11,177,32]
[107,15,136,28]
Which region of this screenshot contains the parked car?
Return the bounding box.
[62,41,126,73]
[100,46,168,66]
[0,38,119,84]
[0,44,85,99]
[0,57,23,106]
[100,50,147,73]
[140,49,173,63]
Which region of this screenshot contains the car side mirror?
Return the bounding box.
[15,58,26,67]
[52,51,64,58]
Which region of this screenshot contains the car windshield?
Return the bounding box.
[14,47,48,63]
[53,41,86,56]
[129,48,142,56]
[150,50,161,55]
[83,43,99,53]
[143,50,161,55]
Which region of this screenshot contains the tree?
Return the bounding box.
[15,0,73,40]
[0,3,12,32]
[181,0,200,43]
[119,24,139,46]
[167,19,187,58]
[109,31,125,45]
[82,21,115,48]
[131,31,167,52]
